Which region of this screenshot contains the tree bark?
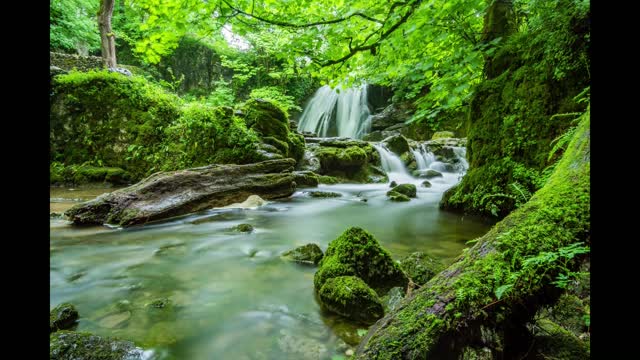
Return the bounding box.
[355,109,590,359]
[98,0,117,68]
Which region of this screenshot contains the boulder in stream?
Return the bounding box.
[281,243,324,265]
[50,331,147,360]
[388,183,417,198]
[50,303,79,333]
[387,191,411,202]
[317,276,384,324]
[65,159,298,227]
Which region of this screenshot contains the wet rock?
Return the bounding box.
[147,298,172,309]
[293,171,320,187]
[381,134,410,157]
[387,191,410,202]
[421,180,432,188]
[222,195,267,209]
[422,169,443,179]
[305,191,342,198]
[277,330,329,360]
[50,303,79,333]
[530,319,590,359]
[98,311,131,329]
[314,227,408,293]
[318,276,384,324]
[50,330,146,360]
[231,223,254,233]
[318,137,370,148]
[108,67,132,77]
[388,183,417,198]
[50,212,63,219]
[281,243,324,265]
[389,181,397,188]
[399,252,445,285]
[65,159,298,227]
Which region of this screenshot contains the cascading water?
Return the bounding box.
[297,85,371,139]
[372,144,413,183]
[412,143,436,170]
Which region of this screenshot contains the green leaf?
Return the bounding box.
[495,284,513,300]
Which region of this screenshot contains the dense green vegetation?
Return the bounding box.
[50,0,590,358]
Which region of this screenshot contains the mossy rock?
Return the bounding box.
[382,134,410,156]
[318,276,384,324]
[388,183,417,198]
[399,252,445,285]
[422,169,443,179]
[531,319,590,359]
[421,180,432,188]
[306,191,342,198]
[287,132,306,163]
[387,191,411,202]
[231,224,254,233]
[432,131,455,139]
[292,171,320,187]
[50,330,146,360]
[389,181,398,188]
[281,243,324,265]
[317,175,340,184]
[242,98,290,140]
[315,146,368,170]
[542,293,588,336]
[314,227,408,294]
[50,303,79,333]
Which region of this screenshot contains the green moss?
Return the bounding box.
[50,303,79,333]
[357,109,590,358]
[316,146,368,170]
[399,252,445,285]
[432,131,455,139]
[307,191,342,198]
[387,191,410,202]
[317,175,340,184]
[50,330,142,359]
[287,132,306,163]
[440,23,589,218]
[281,243,324,265]
[263,136,289,155]
[242,98,290,139]
[314,227,408,294]
[318,276,384,324]
[388,184,417,198]
[531,319,589,359]
[231,223,254,233]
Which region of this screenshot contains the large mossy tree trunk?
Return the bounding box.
[356,109,590,359]
[482,0,516,79]
[98,0,117,68]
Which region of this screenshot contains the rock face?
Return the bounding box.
[314,227,408,294]
[65,159,298,227]
[318,276,384,324]
[399,252,445,285]
[281,243,324,265]
[50,303,79,333]
[50,331,146,360]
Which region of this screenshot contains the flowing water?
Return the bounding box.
[297,85,371,139]
[51,86,494,359]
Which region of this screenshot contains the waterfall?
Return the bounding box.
[411,143,435,170]
[372,144,413,183]
[297,85,371,139]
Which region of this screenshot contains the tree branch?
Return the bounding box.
[221,0,383,27]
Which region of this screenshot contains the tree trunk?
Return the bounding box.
[482,0,516,79]
[98,0,117,68]
[355,108,590,359]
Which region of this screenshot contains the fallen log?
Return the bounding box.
[356,110,590,359]
[65,159,298,227]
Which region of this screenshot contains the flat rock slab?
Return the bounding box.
[65,159,297,227]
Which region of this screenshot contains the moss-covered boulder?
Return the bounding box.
[530,319,590,359]
[231,223,254,233]
[318,276,384,324]
[422,169,443,179]
[306,139,384,183]
[316,146,368,170]
[50,303,79,333]
[242,99,305,164]
[399,252,445,285]
[387,192,411,202]
[314,227,408,294]
[50,163,131,186]
[421,180,432,188]
[388,183,417,198]
[381,134,410,157]
[306,191,342,198]
[281,243,324,265]
[292,171,320,187]
[50,331,146,360]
